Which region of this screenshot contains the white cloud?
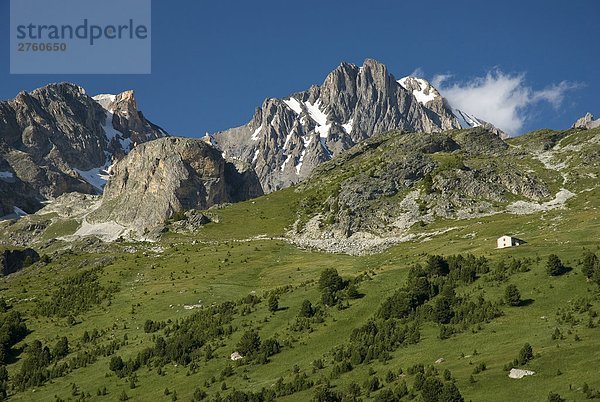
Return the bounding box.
[409,67,425,78]
[431,74,452,89]
[531,81,578,108]
[432,70,581,135]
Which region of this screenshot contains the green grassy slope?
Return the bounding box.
[0,128,599,401]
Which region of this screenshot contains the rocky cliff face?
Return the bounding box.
[288,127,578,254]
[0,83,167,217]
[213,59,506,193]
[89,137,263,236]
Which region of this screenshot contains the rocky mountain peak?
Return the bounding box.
[0,83,167,217]
[88,137,263,237]
[26,82,87,99]
[397,76,442,105]
[213,59,506,193]
[93,90,137,114]
[93,89,165,153]
[360,58,394,85]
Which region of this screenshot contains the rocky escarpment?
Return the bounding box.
[213,59,506,193]
[289,127,564,253]
[88,137,263,236]
[0,83,167,217]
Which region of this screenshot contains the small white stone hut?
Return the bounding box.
[497,235,525,249]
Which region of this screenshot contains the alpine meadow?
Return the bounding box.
[1,1,600,401]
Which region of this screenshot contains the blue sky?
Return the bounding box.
[1,0,599,136]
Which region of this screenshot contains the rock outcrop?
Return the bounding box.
[288,127,564,253]
[0,247,40,276]
[89,137,263,236]
[0,83,167,216]
[213,59,506,192]
[572,112,600,130]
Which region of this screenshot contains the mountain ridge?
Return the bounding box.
[0,83,167,217]
[212,59,506,193]
[0,60,592,240]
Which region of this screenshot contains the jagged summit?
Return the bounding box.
[0,83,167,216]
[397,76,442,105]
[213,59,506,193]
[92,93,118,110]
[91,89,168,155]
[93,90,136,115]
[25,82,87,97]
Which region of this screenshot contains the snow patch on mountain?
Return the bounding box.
[284,97,303,115]
[398,77,438,105]
[281,154,292,172]
[305,100,331,138]
[13,207,28,217]
[75,164,112,191]
[296,136,312,175]
[93,94,117,111]
[0,171,14,180]
[452,108,482,129]
[342,118,354,134]
[251,126,262,141]
[305,100,327,126]
[99,110,134,151]
[285,97,333,144]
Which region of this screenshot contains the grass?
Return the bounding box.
[2,189,599,401]
[41,218,80,240]
[1,127,599,401]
